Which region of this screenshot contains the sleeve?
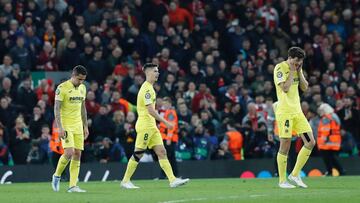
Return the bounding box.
[82,85,87,101]
[54,85,65,101]
[144,89,154,106]
[274,64,286,85]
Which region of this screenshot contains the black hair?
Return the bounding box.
[288,47,305,59]
[73,65,87,75]
[142,63,158,71]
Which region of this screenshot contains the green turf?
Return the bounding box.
[0,176,359,203]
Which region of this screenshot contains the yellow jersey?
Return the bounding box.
[136,81,156,129]
[273,61,301,115]
[55,80,86,130]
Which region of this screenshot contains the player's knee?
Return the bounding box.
[73,150,81,160]
[64,149,74,159]
[303,133,315,149]
[308,139,316,149]
[155,148,167,159]
[279,139,291,154]
[133,151,145,162]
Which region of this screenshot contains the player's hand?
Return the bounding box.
[84,126,89,140]
[297,62,303,72]
[289,62,297,72]
[165,121,174,130]
[59,128,65,139]
[166,139,171,146]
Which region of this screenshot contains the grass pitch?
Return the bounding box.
[0,176,359,203]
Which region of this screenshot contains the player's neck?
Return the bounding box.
[285,59,291,66]
[69,78,78,88]
[146,79,154,85]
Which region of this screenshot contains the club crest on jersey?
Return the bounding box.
[145,93,151,99]
[277,72,283,78]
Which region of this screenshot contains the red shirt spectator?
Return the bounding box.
[85,91,100,118]
[36,42,58,71]
[168,2,194,31]
[35,79,55,106]
[192,83,215,113]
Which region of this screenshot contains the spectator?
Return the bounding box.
[9,116,31,165]
[36,41,58,71]
[56,28,72,58]
[35,79,55,106]
[92,105,114,138]
[87,48,108,84]
[0,123,11,165]
[168,2,194,31]
[24,26,41,54]
[79,43,94,68]
[191,83,214,113]
[9,36,32,71]
[85,91,100,118]
[107,46,123,74]
[59,39,80,71]
[122,111,137,159]
[28,106,46,139]
[36,99,53,125]
[16,79,38,115]
[337,97,360,149]
[109,91,127,114]
[0,55,14,76]
[225,121,243,160]
[242,103,268,158]
[317,103,345,176]
[26,140,46,164]
[211,141,234,160]
[0,97,17,130]
[0,77,17,100]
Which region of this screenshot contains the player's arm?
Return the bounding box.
[147,105,174,129]
[81,100,89,139]
[279,70,295,93]
[54,100,65,138]
[298,67,309,92]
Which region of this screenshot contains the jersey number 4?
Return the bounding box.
[285,120,290,128]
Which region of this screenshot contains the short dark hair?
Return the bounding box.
[73,65,87,75]
[142,63,158,71]
[288,47,305,59]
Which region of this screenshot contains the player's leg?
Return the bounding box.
[121,147,144,188]
[276,115,295,188]
[52,130,74,192]
[291,131,315,175]
[290,113,315,176]
[121,128,149,188]
[67,133,86,192]
[151,132,189,188]
[153,144,176,182]
[289,113,315,188]
[288,130,314,188]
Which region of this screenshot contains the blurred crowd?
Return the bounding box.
[0,0,359,166]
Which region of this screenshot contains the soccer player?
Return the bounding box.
[121,63,189,189]
[51,65,88,192]
[273,47,316,188]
